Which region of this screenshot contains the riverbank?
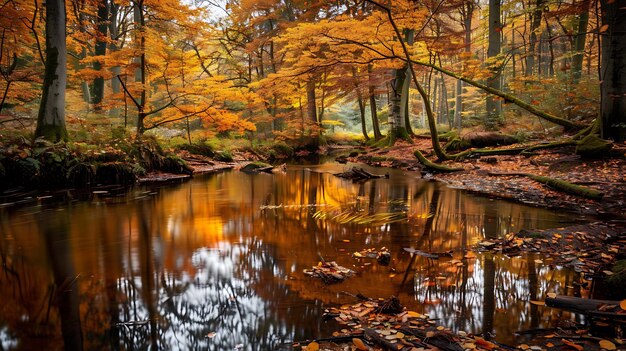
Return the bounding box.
[338,137,626,218]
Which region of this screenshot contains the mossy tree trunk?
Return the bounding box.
[92,0,109,110]
[571,0,590,84]
[35,0,68,142]
[389,65,408,143]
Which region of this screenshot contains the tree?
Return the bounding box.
[600,0,626,142]
[35,0,68,141]
[453,0,475,131]
[92,0,110,109]
[485,0,502,130]
[571,0,590,84]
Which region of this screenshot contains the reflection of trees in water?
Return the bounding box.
[0,165,581,350]
[106,199,319,351]
[405,188,579,344]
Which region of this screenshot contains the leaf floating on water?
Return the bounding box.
[530,300,545,306]
[352,338,369,350]
[303,261,355,284]
[599,339,617,350]
[306,341,319,351]
[562,338,584,351]
[406,311,424,318]
[474,338,496,350]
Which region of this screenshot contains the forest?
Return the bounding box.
[1,0,626,350]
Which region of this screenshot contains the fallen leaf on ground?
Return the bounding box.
[599,339,617,350]
[562,338,583,351]
[306,341,319,351]
[353,338,368,350]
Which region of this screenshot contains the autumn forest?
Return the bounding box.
[1,0,626,350]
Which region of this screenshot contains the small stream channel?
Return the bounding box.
[0,163,590,350]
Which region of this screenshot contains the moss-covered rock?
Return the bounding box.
[178,143,215,157]
[214,151,233,162]
[575,134,613,158]
[160,155,193,175]
[240,161,272,173]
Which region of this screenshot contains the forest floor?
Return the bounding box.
[338,137,626,218]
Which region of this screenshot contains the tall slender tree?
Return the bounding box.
[92,0,109,110]
[600,0,626,142]
[35,0,68,141]
[485,0,502,129]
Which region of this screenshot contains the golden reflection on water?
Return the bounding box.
[0,163,584,350]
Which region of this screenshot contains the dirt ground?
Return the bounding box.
[340,137,626,218]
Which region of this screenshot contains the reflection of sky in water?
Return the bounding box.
[115,241,303,350]
[1,327,18,350]
[0,163,585,350]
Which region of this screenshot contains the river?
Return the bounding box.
[0,163,587,350]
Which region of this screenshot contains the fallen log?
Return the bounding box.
[545,295,626,322]
[527,174,604,200]
[400,327,464,351]
[364,328,412,351]
[334,167,388,181]
[487,172,604,200]
[240,161,274,173]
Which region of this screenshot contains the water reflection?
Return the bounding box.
[0,163,585,349]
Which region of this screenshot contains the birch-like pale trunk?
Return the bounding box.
[35,0,68,141]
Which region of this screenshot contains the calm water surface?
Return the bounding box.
[0,163,587,350]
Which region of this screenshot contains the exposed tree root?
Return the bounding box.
[487,172,604,200]
[414,150,463,172]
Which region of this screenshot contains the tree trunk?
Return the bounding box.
[455,1,474,131]
[35,0,68,142]
[403,73,414,136]
[367,65,383,139]
[109,1,121,118]
[134,0,146,134]
[454,79,462,130]
[571,0,590,84]
[485,0,502,130]
[352,67,369,140]
[389,65,408,142]
[439,77,450,128]
[525,0,545,76]
[600,0,626,142]
[92,0,109,110]
[306,78,319,147]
